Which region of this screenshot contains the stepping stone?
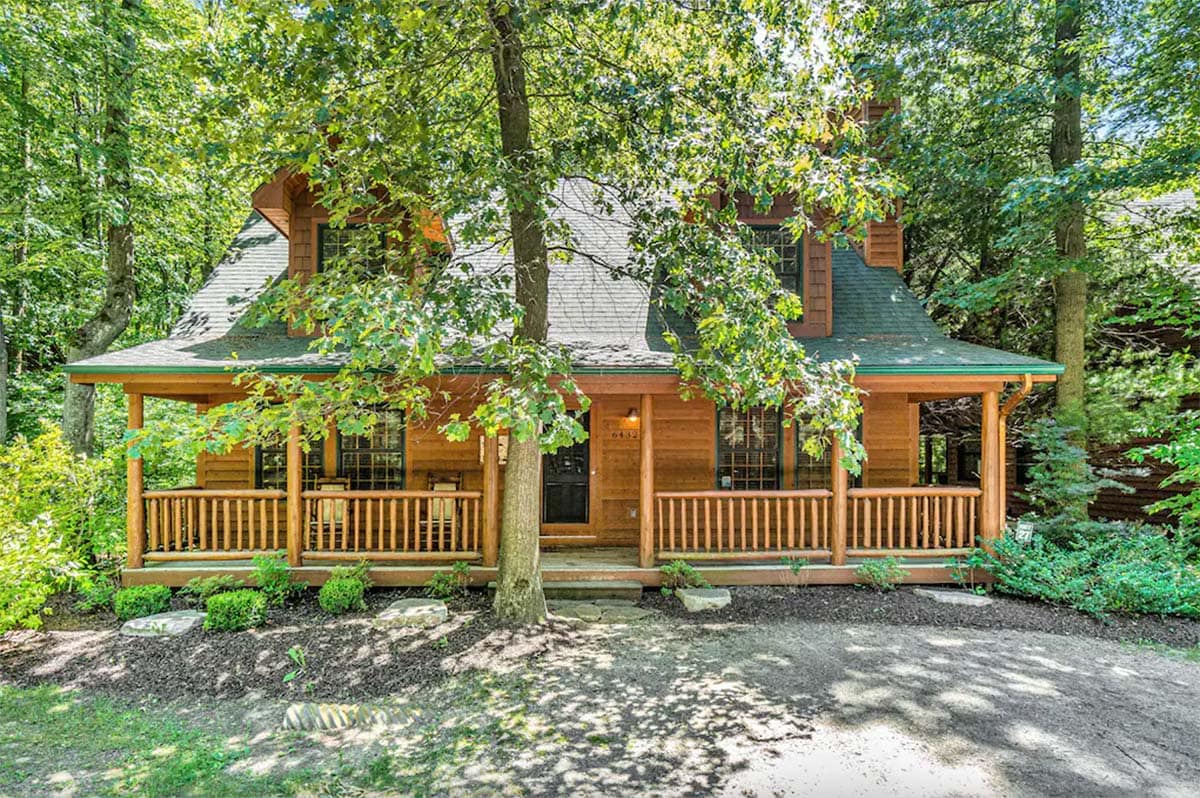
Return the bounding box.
[374,598,448,629]
[119,610,205,637]
[914,588,994,607]
[677,588,731,612]
[284,702,395,731]
[547,600,655,624]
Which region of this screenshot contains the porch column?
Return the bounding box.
[980,390,1002,546]
[482,433,500,567]
[286,424,303,567]
[638,394,655,568]
[126,393,145,569]
[830,437,848,566]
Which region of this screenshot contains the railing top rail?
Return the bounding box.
[143,488,286,499]
[848,486,982,498]
[301,489,483,500]
[653,489,833,499]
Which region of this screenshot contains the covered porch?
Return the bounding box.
[111,372,1046,586]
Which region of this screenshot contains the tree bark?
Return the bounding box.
[1051,0,1087,435]
[488,3,549,624]
[63,0,140,454]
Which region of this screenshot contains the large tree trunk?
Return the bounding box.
[1051,0,1087,434]
[63,0,140,453]
[488,3,549,625]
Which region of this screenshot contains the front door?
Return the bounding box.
[542,412,589,524]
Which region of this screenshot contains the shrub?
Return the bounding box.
[1131,410,1200,556]
[425,561,470,599]
[329,559,373,589]
[319,578,367,615]
[180,575,245,604]
[74,577,118,613]
[659,560,710,594]
[971,531,1200,618]
[252,553,304,607]
[114,585,172,621]
[204,589,267,631]
[855,557,908,592]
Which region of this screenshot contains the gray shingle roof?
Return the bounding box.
[66,184,1061,377]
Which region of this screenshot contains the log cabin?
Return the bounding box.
[65,173,1063,588]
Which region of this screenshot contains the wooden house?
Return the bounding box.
[65,176,1062,587]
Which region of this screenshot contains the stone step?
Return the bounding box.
[487,580,644,602]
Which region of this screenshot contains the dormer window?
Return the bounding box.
[750,225,802,295]
[317,223,387,274]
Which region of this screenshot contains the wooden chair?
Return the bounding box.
[312,477,349,548]
[425,472,463,550]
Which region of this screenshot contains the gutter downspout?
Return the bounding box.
[998,374,1035,525]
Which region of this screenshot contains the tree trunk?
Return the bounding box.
[63,0,140,454]
[488,3,549,625]
[1051,0,1087,435]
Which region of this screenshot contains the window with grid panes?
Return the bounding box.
[717,406,781,490]
[750,225,803,295]
[339,409,406,490]
[255,444,324,491]
[317,223,387,274]
[793,424,832,489]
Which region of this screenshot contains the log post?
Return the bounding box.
[126,392,145,569]
[980,390,1002,547]
[638,394,655,568]
[286,424,303,567]
[831,437,848,566]
[482,432,500,567]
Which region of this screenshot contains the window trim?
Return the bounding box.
[337,408,407,491]
[748,223,804,298]
[715,406,783,491]
[315,222,388,274]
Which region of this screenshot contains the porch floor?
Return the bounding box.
[124,545,974,588]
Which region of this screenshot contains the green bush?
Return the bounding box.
[425,561,470,599]
[318,577,367,615]
[855,557,908,592]
[659,559,711,594]
[203,589,267,631]
[971,531,1200,618]
[74,578,118,613]
[114,585,173,621]
[329,559,373,589]
[251,553,304,607]
[179,575,245,604]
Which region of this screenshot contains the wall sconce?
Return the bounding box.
[626,407,640,423]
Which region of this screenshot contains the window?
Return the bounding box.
[957,439,982,482]
[750,225,803,295]
[717,406,781,490]
[339,409,406,490]
[794,425,832,490]
[317,223,387,274]
[255,443,324,491]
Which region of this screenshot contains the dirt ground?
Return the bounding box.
[3,587,1200,796]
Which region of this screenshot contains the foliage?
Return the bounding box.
[971,530,1200,618]
[329,560,374,590]
[782,556,809,575]
[1131,410,1200,542]
[855,558,908,592]
[179,575,245,604]
[73,577,118,614]
[318,578,366,615]
[426,562,471,600]
[283,645,307,684]
[203,589,267,632]
[1019,418,1129,540]
[659,560,711,595]
[251,553,304,607]
[113,585,172,621]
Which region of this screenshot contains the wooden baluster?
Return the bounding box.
[751,498,760,550]
[221,498,230,550]
[691,498,699,550]
[787,498,796,549]
[678,499,687,550]
[715,496,723,550]
[427,497,435,552]
[657,497,663,551]
[258,499,266,550]
[933,495,942,548]
[740,498,747,551]
[404,498,412,552]
[728,499,735,551]
[668,499,676,552]
[450,495,459,552]
[921,496,929,549]
[969,497,977,546]
[147,499,158,553]
[704,499,712,551]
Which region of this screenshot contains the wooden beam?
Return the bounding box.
[638,394,655,568]
[126,393,145,570]
[286,424,303,567]
[831,437,848,566]
[980,390,1002,546]
[482,433,500,567]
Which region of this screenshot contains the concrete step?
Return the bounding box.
[487,580,644,602]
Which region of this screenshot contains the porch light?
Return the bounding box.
[626,407,639,422]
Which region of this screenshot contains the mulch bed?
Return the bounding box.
[3,585,1197,702]
[644,585,1200,649]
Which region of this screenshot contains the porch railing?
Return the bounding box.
[303,490,483,561]
[654,490,833,560]
[848,486,979,556]
[143,489,287,560]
